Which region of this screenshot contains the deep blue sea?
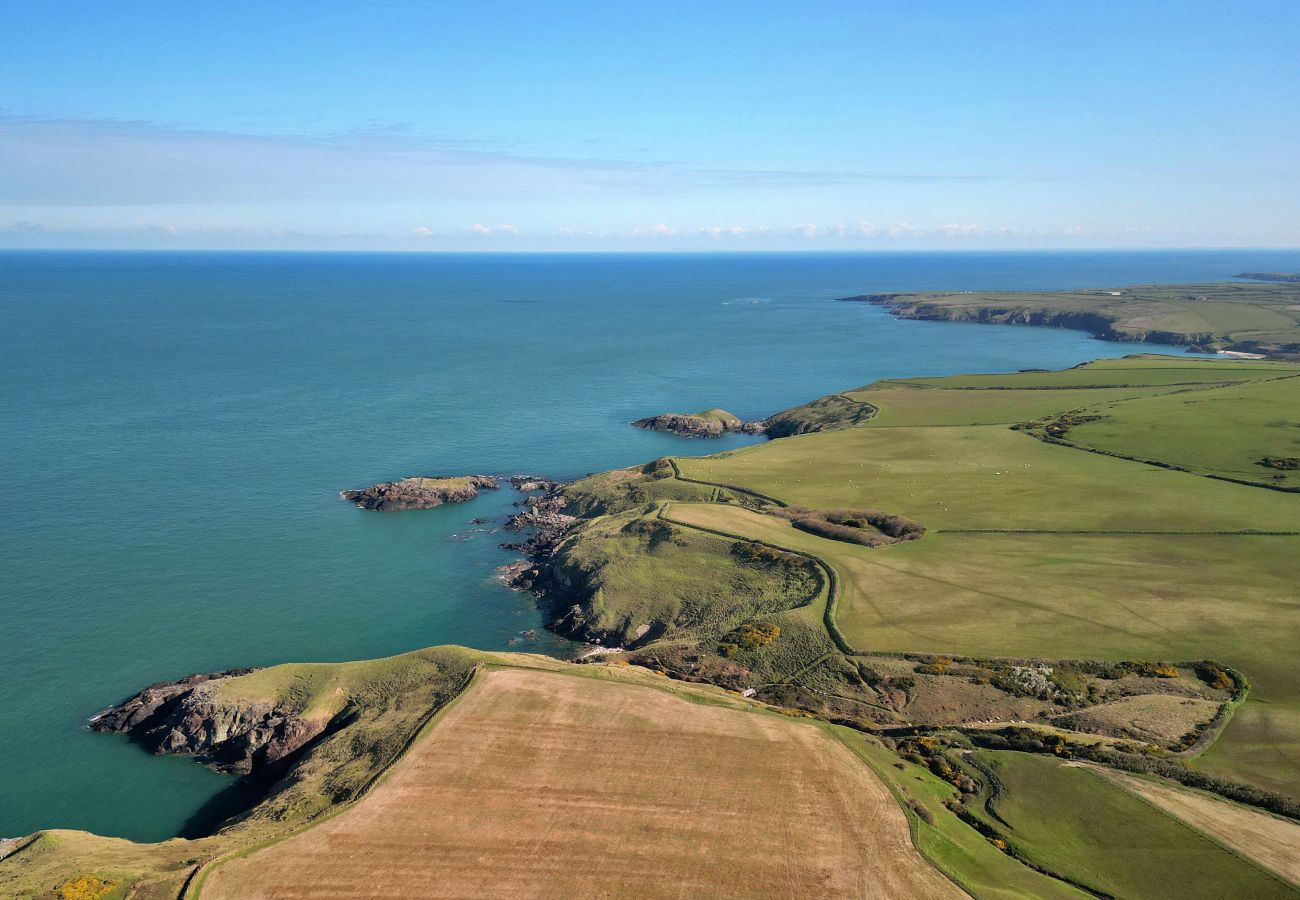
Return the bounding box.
[4,249,1299,841]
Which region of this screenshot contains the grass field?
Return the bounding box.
[1065,375,1300,487]
[1097,768,1300,885]
[679,422,1300,533]
[200,666,960,899]
[966,752,1294,899]
[662,357,1300,795]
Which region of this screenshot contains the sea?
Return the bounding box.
[3,249,1299,841]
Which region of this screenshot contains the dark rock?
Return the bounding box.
[90,668,325,776]
[631,409,765,438]
[341,475,498,511]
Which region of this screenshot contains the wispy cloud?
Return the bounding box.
[0,116,1035,208]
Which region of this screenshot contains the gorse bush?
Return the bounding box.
[718,622,781,656]
[57,875,119,900]
[1194,660,1235,691]
[908,798,935,825]
[915,656,954,675]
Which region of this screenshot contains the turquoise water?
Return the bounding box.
[3,249,1298,841]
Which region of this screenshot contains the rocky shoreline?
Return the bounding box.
[496,475,577,592]
[89,668,325,777]
[839,293,1197,347]
[91,472,594,777]
[341,474,499,511]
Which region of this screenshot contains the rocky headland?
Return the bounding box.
[1234,272,1300,283]
[840,293,1166,345]
[631,408,766,438]
[89,669,324,776]
[837,285,1300,359]
[341,475,499,511]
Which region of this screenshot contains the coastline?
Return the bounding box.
[9,348,1300,898]
[840,281,1300,360]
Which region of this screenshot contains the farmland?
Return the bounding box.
[666,357,1300,794]
[960,752,1292,899]
[199,666,959,899]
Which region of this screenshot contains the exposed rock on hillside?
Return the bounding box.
[341,475,499,511]
[90,669,324,776]
[632,408,766,438]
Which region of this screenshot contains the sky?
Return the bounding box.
[2,1,1298,250]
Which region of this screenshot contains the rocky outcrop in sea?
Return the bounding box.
[341,475,499,511]
[89,669,324,776]
[631,409,766,438]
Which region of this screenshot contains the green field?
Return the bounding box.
[835,730,1088,899]
[656,357,1300,795]
[965,751,1293,898]
[1065,376,1300,487]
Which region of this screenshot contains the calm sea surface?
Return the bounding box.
[4,249,1298,840]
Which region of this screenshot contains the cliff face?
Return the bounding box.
[846,294,1213,349]
[90,670,327,776]
[341,475,499,511]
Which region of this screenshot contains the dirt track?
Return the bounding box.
[202,666,958,899]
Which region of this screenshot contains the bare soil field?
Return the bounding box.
[201,666,959,899]
[1098,769,1300,887]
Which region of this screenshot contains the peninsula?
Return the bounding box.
[841,281,1300,359]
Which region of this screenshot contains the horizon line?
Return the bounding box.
[2,245,1298,255]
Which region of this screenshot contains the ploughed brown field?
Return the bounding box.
[201,666,958,899]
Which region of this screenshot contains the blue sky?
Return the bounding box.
[2,1,1297,250]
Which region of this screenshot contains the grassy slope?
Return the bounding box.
[970,751,1294,899]
[834,730,1088,899]
[548,506,821,646]
[671,357,1300,793]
